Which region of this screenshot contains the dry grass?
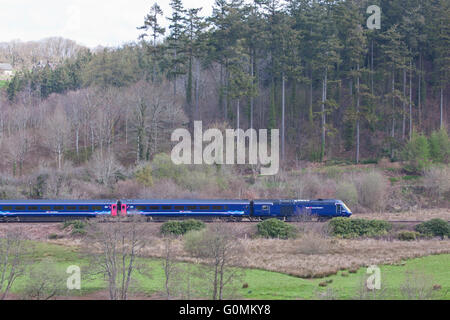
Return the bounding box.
[355,208,450,221]
[139,234,450,279]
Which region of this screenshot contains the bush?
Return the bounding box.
[160,219,206,236]
[355,171,387,211]
[429,129,450,163]
[329,217,392,238]
[256,219,297,239]
[423,166,450,200]
[62,220,86,235]
[402,132,431,173]
[134,164,153,187]
[335,181,358,208]
[415,219,450,239]
[397,231,421,241]
[152,153,187,182]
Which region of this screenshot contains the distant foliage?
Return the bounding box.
[160,219,206,236]
[152,153,187,182]
[402,132,431,174]
[355,171,387,212]
[335,181,358,209]
[428,129,450,164]
[329,218,392,238]
[62,220,86,235]
[397,231,421,241]
[415,219,450,239]
[134,164,153,187]
[256,219,297,239]
[422,166,450,200]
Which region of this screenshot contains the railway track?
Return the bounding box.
[1,218,448,224]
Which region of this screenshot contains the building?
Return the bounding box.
[0,63,13,79]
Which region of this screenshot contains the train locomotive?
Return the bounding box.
[0,199,352,222]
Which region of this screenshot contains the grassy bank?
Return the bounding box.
[5,242,449,300]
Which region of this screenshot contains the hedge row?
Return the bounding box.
[160,219,206,236]
[256,219,297,239]
[329,217,392,238]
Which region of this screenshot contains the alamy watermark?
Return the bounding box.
[171,121,280,176]
[366,265,381,290]
[66,265,81,290]
[367,5,381,30]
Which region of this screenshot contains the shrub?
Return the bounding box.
[62,220,86,235]
[355,171,387,211]
[160,219,206,236]
[134,164,153,187]
[256,219,297,239]
[329,217,392,238]
[335,181,358,208]
[152,153,187,182]
[415,219,450,239]
[397,231,420,241]
[428,129,450,163]
[297,232,334,255]
[423,166,450,200]
[402,132,431,173]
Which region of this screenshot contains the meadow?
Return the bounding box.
[5,241,450,300]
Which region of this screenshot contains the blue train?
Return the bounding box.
[0,199,352,222]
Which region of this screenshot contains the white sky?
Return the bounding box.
[0,0,214,48]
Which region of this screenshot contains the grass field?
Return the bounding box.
[5,242,449,300]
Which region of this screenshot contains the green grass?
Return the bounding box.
[0,80,8,89]
[4,242,450,299]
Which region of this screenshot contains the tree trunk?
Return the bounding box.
[402,68,406,140]
[321,68,327,161]
[440,86,444,129]
[356,63,360,164]
[409,59,413,140]
[281,72,285,161]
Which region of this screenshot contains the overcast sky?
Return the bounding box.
[0,0,214,48]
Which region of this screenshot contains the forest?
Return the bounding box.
[0,0,449,206]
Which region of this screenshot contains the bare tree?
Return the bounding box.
[161,236,180,299]
[20,258,67,300]
[90,150,122,185]
[42,104,70,170]
[0,229,30,300]
[83,216,152,300]
[184,223,244,300]
[125,81,187,162]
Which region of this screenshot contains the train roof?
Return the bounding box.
[122,199,250,205]
[0,200,116,204]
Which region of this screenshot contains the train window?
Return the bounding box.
[79,206,89,211]
[212,206,223,210]
[67,206,77,211]
[92,206,102,211]
[187,206,197,210]
[136,206,147,211]
[162,206,172,210]
[149,206,159,210]
[199,206,209,210]
[14,206,26,211]
[28,206,38,211]
[174,206,184,210]
[54,206,64,211]
[2,206,13,211]
[40,206,52,211]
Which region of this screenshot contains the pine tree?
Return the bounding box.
[167,0,187,96]
[138,2,166,82]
